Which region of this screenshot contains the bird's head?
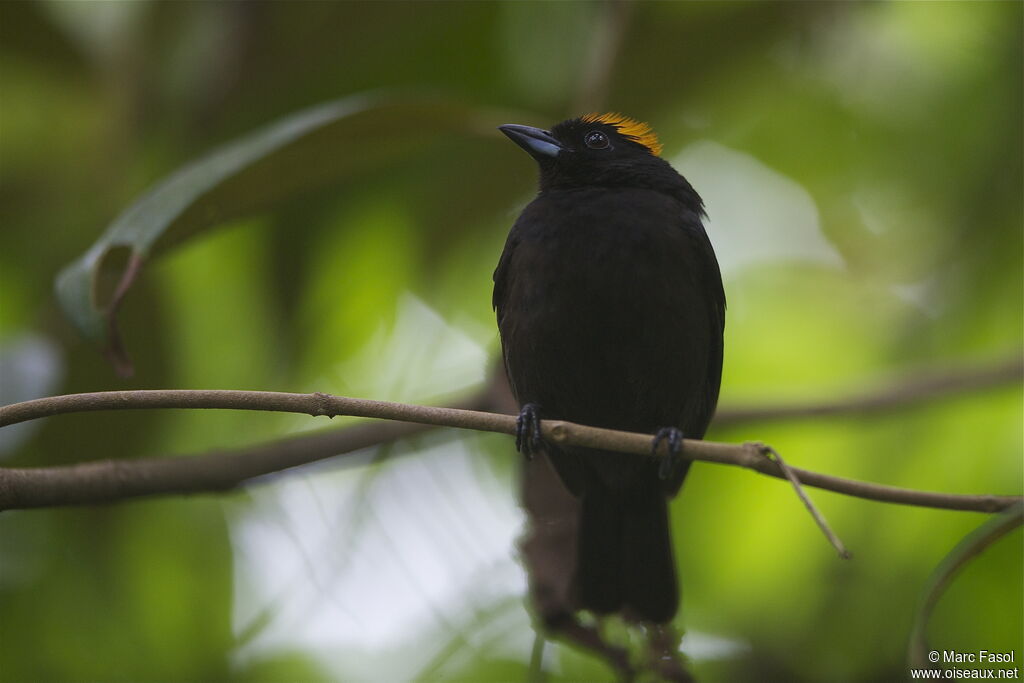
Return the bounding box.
[499,113,698,207]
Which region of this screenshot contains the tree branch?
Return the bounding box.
[0,389,1019,512]
[8,351,1005,512]
[714,353,1023,425]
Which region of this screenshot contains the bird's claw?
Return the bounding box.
[653,427,685,480]
[515,403,544,459]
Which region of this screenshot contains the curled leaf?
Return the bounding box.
[55,93,505,375]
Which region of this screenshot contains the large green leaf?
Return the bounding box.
[54,92,510,376]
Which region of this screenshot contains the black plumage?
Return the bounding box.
[493,114,725,623]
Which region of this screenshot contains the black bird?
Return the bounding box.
[493,114,725,623]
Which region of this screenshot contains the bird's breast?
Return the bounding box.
[498,189,713,433]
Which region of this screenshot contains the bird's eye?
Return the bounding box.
[584,130,609,149]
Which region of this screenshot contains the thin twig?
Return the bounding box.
[758,443,851,559]
[647,623,694,683]
[528,631,547,683]
[0,390,1020,512]
[548,616,634,680]
[907,502,1024,668]
[573,0,634,113]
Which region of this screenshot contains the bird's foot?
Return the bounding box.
[652,427,685,480]
[515,403,544,459]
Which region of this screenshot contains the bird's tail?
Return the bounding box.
[576,483,678,623]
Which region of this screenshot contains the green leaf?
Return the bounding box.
[54,92,509,376]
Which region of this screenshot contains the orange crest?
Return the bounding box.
[581,113,663,156]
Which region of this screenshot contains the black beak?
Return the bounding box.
[499,124,564,160]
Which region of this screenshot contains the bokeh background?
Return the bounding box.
[1,2,1021,681]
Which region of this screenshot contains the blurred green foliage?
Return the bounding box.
[0,2,1020,682]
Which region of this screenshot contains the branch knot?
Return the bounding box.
[548,421,569,444]
[311,392,336,418]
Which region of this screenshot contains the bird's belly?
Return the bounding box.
[503,256,710,436]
